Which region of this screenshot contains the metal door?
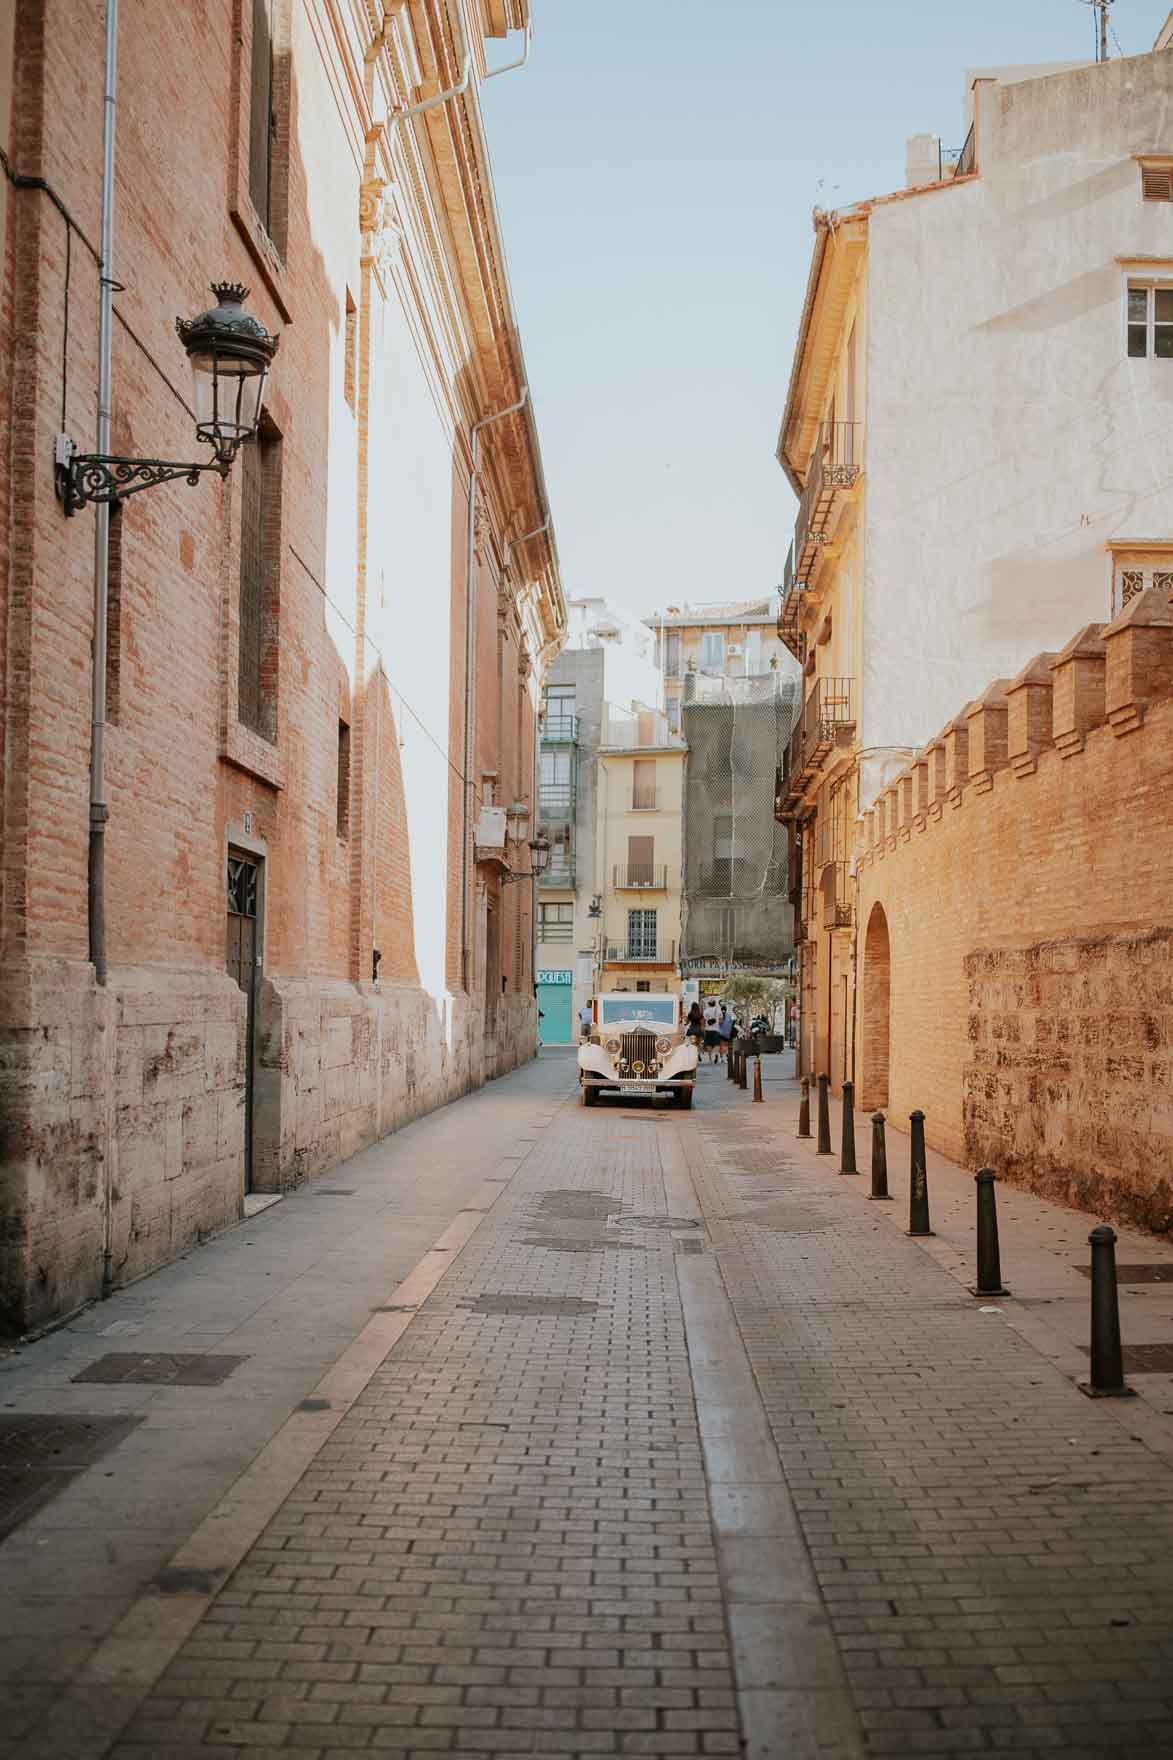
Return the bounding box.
[537,981,573,1045]
[226,852,259,1192]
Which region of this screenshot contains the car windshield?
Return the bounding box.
[598,998,677,1027]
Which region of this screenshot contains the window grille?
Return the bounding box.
[1141,163,1173,202]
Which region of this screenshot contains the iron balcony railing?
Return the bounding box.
[542,712,577,742]
[774,677,855,819]
[778,420,861,658]
[612,864,668,890]
[538,784,574,822]
[539,863,575,888]
[605,939,676,964]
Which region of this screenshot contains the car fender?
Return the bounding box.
[659,1042,699,1080]
[578,1045,614,1081]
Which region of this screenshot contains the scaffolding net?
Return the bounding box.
[680,670,802,974]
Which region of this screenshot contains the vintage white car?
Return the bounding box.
[578,993,698,1108]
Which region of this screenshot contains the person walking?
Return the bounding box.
[685,1000,705,1054]
[579,1001,594,1041]
[702,996,721,1063]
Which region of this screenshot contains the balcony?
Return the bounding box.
[612,864,668,891]
[538,784,575,823]
[605,940,676,965]
[628,787,661,812]
[542,712,577,743]
[601,709,683,750]
[774,677,855,819]
[778,420,861,658]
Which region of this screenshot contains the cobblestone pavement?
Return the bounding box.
[6,1054,1173,1758]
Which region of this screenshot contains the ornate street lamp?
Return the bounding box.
[502,832,551,883]
[55,282,279,515]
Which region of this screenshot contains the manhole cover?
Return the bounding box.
[1080,1343,1173,1373]
[1075,1264,1173,1284]
[532,1190,623,1222]
[459,1294,603,1316]
[675,1238,707,1255]
[72,1352,247,1386]
[610,1215,700,1232]
[0,1414,140,1542]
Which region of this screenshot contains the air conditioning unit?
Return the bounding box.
[726,643,743,657]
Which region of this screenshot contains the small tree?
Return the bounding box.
[722,974,787,1017]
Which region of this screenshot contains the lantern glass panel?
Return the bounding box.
[191,347,269,450]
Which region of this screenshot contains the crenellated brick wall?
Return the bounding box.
[855,586,1173,1233]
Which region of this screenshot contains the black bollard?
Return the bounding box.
[971,1168,1009,1296]
[797,1077,811,1139]
[753,1056,764,1102]
[869,1112,891,1199]
[1079,1225,1135,1398]
[816,1074,832,1155]
[908,1110,932,1235]
[839,1079,857,1174]
[726,1043,735,1082]
[738,1049,748,1091]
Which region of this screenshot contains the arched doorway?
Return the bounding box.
[861,902,891,1111]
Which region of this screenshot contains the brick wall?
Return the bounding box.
[0,1,549,1331]
[855,588,1173,1232]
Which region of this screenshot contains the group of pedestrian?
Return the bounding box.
[685,997,735,1063]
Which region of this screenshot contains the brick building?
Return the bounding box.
[774,37,1173,1092]
[855,587,1173,1233]
[0,0,563,1331]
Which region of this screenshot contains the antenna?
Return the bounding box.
[1080,0,1115,62]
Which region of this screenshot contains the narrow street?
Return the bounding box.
[3,1054,1173,1759]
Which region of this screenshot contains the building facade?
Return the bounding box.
[647,598,788,737]
[534,601,662,1035]
[774,37,1173,1091]
[595,707,686,1001]
[0,0,563,1331]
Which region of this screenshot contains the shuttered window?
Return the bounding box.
[248,0,274,231]
[1141,163,1173,202]
[238,428,281,741]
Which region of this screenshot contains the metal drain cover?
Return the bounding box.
[675,1238,707,1255]
[0,1413,140,1541]
[1079,1343,1173,1373]
[1075,1264,1173,1284]
[72,1352,247,1386]
[521,1235,647,1253]
[460,1294,603,1316]
[610,1215,701,1232]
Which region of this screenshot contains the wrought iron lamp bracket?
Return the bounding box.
[54,433,237,517]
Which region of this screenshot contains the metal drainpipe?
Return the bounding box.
[461,386,529,993]
[90,0,118,992]
[483,20,531,79]
[386,0,471,128]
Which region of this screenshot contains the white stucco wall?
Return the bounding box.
[862,49,1173,766]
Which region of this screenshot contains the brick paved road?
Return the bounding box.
[19,1054,1173,1758]
[688,1069,1173,1758]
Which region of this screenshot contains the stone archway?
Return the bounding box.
[860,902,891,1111]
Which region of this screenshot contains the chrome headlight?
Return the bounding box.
[605,1037,621,1055]
[656,1037,672,1054]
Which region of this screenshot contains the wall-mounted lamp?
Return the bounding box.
[501,833,551,883]
[55,282,279,515]
[588,895,602,919]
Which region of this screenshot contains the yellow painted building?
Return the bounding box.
[593,708,686,999]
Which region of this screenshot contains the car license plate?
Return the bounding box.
[625,1081,656,1094]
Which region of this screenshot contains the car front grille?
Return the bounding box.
[621,1029,659,1076]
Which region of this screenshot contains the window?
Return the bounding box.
[344,290,357,413]
[1126,281,1173,358]
[627,909,657,959]
[1109,547,1173,614]
[543,683,575,740]
[540,903,573,943]
[1139,159,1173,202]
[546,826,573,881]
[238,422,281,741]
[336,719,350,839]
[666,695,681,736]
[636,981,651,993]
[632,758,656,810]
[246,0,289,251]
[665,631,681,678]
[700,631,724,671]
[539,748,572,814]
[720,907,736,945]
[627,834,654,887]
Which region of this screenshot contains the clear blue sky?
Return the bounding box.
[482,0,1171,619]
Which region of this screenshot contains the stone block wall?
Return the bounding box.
[855,587,1173,1233]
